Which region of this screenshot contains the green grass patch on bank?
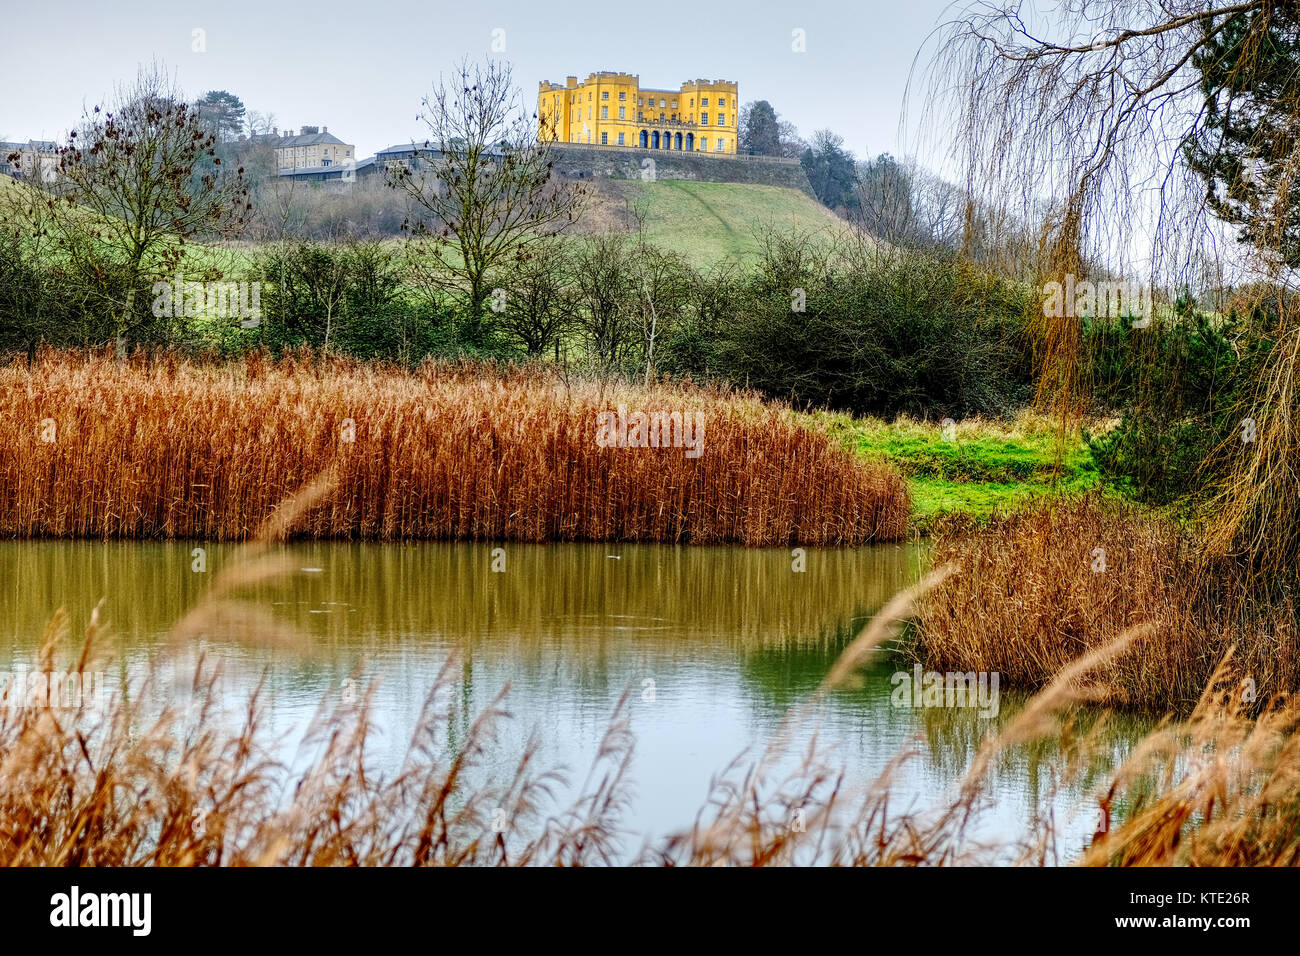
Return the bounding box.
[811,411,1106,529]
[906,478,1078,523]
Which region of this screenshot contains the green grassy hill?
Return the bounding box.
[585,179,847,263]
[3,171,846,269]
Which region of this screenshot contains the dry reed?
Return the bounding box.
[0,349,908,546]
[914,494,1300,713]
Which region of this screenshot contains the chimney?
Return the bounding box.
[322,126,328,133]
[300,126,308,136]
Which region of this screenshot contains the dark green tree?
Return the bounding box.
[739,100,802,157]
[197,90,248,143]
[739,100,781,156]
[800,130,859,213]
[1183,7,1300,267]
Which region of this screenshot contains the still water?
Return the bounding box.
[0,539,1150,860]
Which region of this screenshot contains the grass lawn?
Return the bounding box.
[597,179,846,262]
[185,181,844,277]
[812,410,1107,530]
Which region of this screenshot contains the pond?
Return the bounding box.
[0,539,1152,861]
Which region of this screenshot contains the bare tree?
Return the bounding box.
[623,202,691,385]
[42,62,250,344]
[496,240,578,357]
[246,110,278,138]
[854,155,978,252]
[573,233,635,378]
[389,57,585,346]
[855,154,919,245]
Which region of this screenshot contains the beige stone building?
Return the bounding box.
[1,140,59,182]
[273,127,355,170]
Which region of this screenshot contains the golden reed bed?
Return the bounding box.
[915,496,1299,713]
[0,350,908,545]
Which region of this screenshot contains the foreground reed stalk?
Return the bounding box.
[0,349,908,545]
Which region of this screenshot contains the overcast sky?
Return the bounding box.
[0,0,959,162]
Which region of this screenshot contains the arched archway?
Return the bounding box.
[685,132,694,151]
[651,131,660,149]
[674,132,682,150]
[640,130,648,148]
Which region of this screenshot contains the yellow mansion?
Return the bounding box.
[538,72,737,154]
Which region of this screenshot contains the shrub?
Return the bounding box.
[1085,307,1271,504]
[706,233,1034,417]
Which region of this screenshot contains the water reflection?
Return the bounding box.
[0,539,1149,857]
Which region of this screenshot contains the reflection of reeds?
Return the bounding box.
[0,350,908,546]
[0,539,922,654]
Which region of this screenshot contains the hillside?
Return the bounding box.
[578,179,848,263]
[1,171,849,268]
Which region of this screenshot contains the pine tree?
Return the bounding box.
[1183,8,1300,266]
